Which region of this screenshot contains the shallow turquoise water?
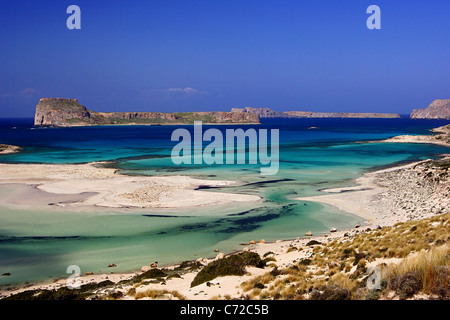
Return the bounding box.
[0,118,449,286]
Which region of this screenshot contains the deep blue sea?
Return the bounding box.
[0,117,449,286]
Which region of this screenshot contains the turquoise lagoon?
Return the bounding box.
[0,117,449,286]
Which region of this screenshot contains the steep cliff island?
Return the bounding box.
[34,98,260,126]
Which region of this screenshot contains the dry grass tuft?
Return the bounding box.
[382,244,449,299]
[134,289,186,300]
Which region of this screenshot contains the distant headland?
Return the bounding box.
[231,107,401,119]
[232,99,450,119]
[34,98,450,127]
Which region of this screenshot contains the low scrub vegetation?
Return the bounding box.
[241,213,449,300]
[3,280,115,301]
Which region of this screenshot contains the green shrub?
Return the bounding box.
[4,289,56,301]
[253,282,265,289]
[353,252,368,266]
[132,268,167,283]
[79,280,114,292]
[298,258,312,266]
[190,252,263,287]
[4,280,115,300]
[262,257,277,265]
[108,291,124,300]
[365,289,381,300]
[306,240,322,246]
[309,285,351,300]
[270,267,282,277]
[389,272,421,300]
[175,260,203,271]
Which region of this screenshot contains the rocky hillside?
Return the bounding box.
[34,98,260,126]
[232,107,400,119]
[410,99,450,119]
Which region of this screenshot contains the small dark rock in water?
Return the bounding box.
[2,273,11,276]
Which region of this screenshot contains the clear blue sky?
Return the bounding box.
[0,0,449,117]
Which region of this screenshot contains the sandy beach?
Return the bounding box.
[0,162,261,209]
[296,157,450,227]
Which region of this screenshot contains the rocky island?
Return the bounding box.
[0,144,22,154]
[410,99,450,119]
[231,107,401,119]
[34,98,260,127]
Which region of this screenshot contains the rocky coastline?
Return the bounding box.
[381,124,450,147]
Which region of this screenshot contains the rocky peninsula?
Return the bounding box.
[382,124,450,147]
[232,107,400,119]
[0,144,22,154]
[34,98,260,127]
